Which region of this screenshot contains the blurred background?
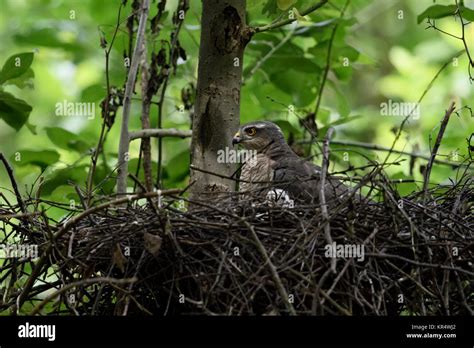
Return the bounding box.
[0,0,472,220]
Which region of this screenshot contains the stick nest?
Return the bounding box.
[1,171,473,316]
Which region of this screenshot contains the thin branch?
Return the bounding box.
[297,138,466,167]
[243,220,296,315]
[382,50,464,166]
[313,0,351,118]
[140,33,153,192]
[117,0,150,194]
[130,128,192,141]
[0,153,26,214]
[15,187,181,311]
[156,0,189,189]
[422,102,456,200]
[253,0,329,33]
[87,3,125,203]
[30,277,137,315]
[318,127,336,273]
[244,27,295,81]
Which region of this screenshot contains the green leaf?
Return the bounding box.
[93,163,115,195]
[0,52,34,84]
[41,166,88,196]
[45,127,91,153]
[277,0,297,11]
[327,80,350,117]
[0,91,32,130]
[11,150,60,171]
[262,0,278,15]
[80,84,105,102]
[390,172,417,196]
[273,119,303,138]
[461,6,474,21]
[317,108,331,125]
[270,69,318,107]
[319,115,362,134]
[417,5,474,24]
[4,68,34,89]
[165,150,189,183]
[127,158,159,185]
[13,28,81,52]
[26,121,37,135]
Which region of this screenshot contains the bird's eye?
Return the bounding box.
[246,127,257,136]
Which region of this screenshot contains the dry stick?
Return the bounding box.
[87,3,125,203]
[15,188,181,311]
[319,127,336,273]
[30,277,137,315]
[134,126,463,166]
[130,128,192,140]
[0,153,26,214]
[178,194,296,314]
[313,0,350,119]
[382,50,464,167]
[253,0,328,33]
[422,102,456,202]
[117,0,150,194]
[298,138,465,167]
[322,227,379,304]
[156,1,188,189]
[243,221,296,315]
[0,212,40,220]
[365,253,474,277]
[140,35,153,192]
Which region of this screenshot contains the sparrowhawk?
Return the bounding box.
[232,121,355,205]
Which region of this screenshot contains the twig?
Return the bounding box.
[244,27,295,80]
[140,33,153,192]
[30,277,137,315]
[117,0,150,194]
[313,0,350,119]
[319,127,336,273]
[243,220,297,315]
[156,0,189,189]
[130,128,192,141]
[382,50,464,167]
[87,3,125,203]
[253,0,328,33]
[15,187,181,311]
[365,253,474,277]
[0,153,26,214]
[298,138,466,167]
[422,102,456,201]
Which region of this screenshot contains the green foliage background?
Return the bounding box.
[0,0,473,223]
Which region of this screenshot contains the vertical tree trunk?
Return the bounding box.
[189,0,249,200]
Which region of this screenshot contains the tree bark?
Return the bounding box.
[189,0,249,201]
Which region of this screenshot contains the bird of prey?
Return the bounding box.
[232,121,354,206]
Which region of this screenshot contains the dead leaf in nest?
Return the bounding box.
[143,232,163,256]
[112,244,127,273]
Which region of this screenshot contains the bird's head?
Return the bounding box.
[232,121,286,152]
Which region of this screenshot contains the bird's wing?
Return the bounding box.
[272,156,351,204]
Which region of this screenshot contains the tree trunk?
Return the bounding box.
[189,0,249,201]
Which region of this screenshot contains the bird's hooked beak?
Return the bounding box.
[232,131,241,146]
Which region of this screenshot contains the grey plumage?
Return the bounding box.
[232,121,353,205]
